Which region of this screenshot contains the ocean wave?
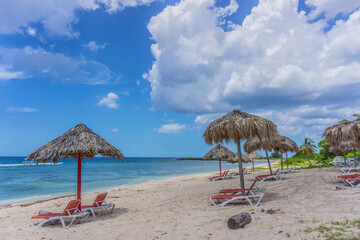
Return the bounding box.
[0,162,63,167]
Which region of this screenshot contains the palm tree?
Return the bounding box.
[298,137,317,165]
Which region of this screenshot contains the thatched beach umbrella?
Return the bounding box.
[226,154,251,164]
[244,135,298,172]
[323,114,360,144]
[245,152,264,172]
[26,123,125,208]
[203,144,237,176]
[244,136,278,175]
[203,109,278,194]
[330,140,359,167]
[245,152,263,159]
[323,119,352,146]
[330,140,359,153]
[278,136,299,169]
[324,115,360,167]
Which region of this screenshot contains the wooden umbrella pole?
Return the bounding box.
[344,153,347,166]
[77,152,82,209]
[286,152,289,169]
[265,151,273,175]
[236,140,246,195]
[354,151,357,170]
[280,153,283,170]
[219,158,222,176]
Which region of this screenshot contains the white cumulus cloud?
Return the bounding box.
[0,66,27,81]
[0,0,157,38]
[98,92,120,109]
[83,41,108,52]
[0,46,120,84]
[26,26,36,36]
[6,106,39,112]
[155,123,186,133]
[146,0,360,139]
[305,0,360,20]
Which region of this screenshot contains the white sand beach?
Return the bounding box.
[1,167,359,240]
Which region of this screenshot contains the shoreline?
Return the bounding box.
[0,160,278,208]
[2,165,359,239]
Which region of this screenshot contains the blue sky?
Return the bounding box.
[1,0,360,157]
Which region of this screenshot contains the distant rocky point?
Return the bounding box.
[176,158,210,160]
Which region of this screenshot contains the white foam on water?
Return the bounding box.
[0,162,63,167]
[0,194,58,206]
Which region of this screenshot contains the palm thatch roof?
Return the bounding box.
[244,136,275,153]
[26,123,125,163]
[278,136,299,153]
[244,135,298,154]
[227,154,251,163]
[323,119,351,145]
[323,114,360,147]
[203,144,236,161]
[203,109,278,144]
[245,152,264,159]
[329,140,359,153]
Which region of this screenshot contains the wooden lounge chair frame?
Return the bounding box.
[29,200,89,228]
[209,181,265,207]
[81,193,115,218]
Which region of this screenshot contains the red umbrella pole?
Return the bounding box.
[219,158,222,176]
[77,152,82,209]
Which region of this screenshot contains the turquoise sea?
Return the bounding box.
[0,157,268,205]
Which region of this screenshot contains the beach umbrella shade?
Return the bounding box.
[245,152,264,159]
[203,144,237,176]
[226,154,251,164]
[245,152,264,172]
[329,140,359,166]
[323,115,360,166]
[244,136,280,175]
[278,136,299,169]
[26,123,125,209]
[203,109,278,194]
[330,140,359,153]
[323,115,360,146]
[244,135,297,172]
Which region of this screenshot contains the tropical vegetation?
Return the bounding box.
[298,137,317,165]
[314,139,335,163]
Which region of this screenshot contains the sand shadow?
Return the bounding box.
[82,207,129,223]
[30,207,129,229]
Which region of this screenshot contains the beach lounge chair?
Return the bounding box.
[208,170,232,181]
[341,177,360,187]
[331,156,345,167]
[338,174,360,179]
[81,193,115,218]
[229,168,248,176]
[217,180,266,195]
[255,169,284,182]
[280,164,296,174]
[29,200,89,228]
[346,158,355,166]
[338,174,360,185]
[340,166,360,173]
[210,180,265,207]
